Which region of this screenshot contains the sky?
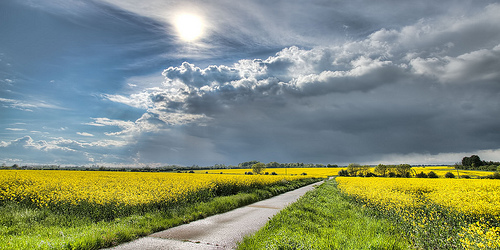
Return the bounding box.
[1,0,500,167]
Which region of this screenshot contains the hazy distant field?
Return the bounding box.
[197,166,494,178]
[194,167,346,177]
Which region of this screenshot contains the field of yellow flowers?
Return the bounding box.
[412,166,493,178]
[0,170,318,249]
[336,177,500,249]
[198,166,493,179]
[0,170,309,220]
[195,167,348,178]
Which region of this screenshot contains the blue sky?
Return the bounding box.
[1,0,500,167]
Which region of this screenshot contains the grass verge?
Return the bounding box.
[0,178,319,250]
[237,180,410,250]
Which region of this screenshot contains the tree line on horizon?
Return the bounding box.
[3,155,499,173]
[338,163,416,178]
[458,155,500,172]
[0,161,341,172]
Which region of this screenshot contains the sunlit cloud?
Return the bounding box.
[6,128,26,131]
[77,132,94,137]
[0,97,68,111]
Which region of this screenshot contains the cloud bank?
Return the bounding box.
[98,4,500,165]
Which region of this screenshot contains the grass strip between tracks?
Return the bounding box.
[238,179,410,250]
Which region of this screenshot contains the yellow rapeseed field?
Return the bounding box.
[195,167,346,178]
[413,166,493,178]
[197,166,492,178]
[0,170,308,208]
[336,177,500,249]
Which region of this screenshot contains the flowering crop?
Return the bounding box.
[413,166,493,178]
[0,170,309,220]
[336,177,500,249]
[196,167,346,178]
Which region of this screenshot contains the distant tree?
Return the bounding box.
[428,171,439,178]
[266,162,280,168]
[445,172,455,178]
[252,162,266,175]
[395,164,414,178]
[360,165,371,176]
[338,169,349,176]
[374,164,388,177]
[239,161,259,168]
[415,171,428,178]
[470,155,482,168]
[347,163,361,177]
[462,155,483,169]
[462,156,471,169]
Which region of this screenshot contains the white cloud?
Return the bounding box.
[5,128,26,131]
[86,118,135,129]
[0,135,131,165]
[371,148,500,166]
[411,44,500,83]
[77,132,94,137]
[0,97,67,111]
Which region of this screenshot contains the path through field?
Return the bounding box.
[106,181,323,249]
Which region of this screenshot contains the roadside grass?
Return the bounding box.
[0,178,319,250]
[238,180,410,250]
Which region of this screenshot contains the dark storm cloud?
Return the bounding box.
[99,3,500,165]
[3,0,500,166]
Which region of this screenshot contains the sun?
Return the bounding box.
[174,14,204,41]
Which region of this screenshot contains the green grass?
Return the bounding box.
[237,180,410,250]
[0,178,320,250]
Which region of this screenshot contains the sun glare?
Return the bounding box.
[174,14,204,41]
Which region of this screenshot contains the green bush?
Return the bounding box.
[338,169,349,176]
[484,172,500,179]
[494,172,500,179]
[445,172,455,178]
[416,171,428,178]
[428,171,439,178]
